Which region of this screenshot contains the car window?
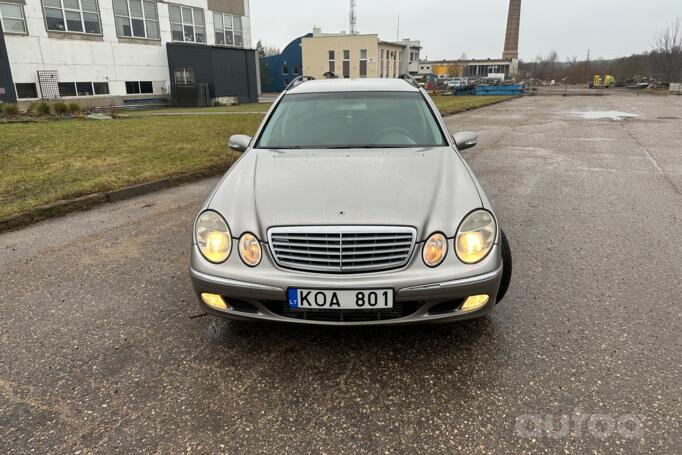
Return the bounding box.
[256,92,447,149]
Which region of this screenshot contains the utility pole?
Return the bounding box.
[585,48,591,87]
[397,15,400,41]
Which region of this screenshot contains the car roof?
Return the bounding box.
[286,78,420,94]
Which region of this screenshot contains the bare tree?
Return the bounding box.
[653,18,682,82]
[445,63,464,78]
[256,40,280,58]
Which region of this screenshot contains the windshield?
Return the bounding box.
[256,91,447,149]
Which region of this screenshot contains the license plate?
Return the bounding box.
[287,288,394,310]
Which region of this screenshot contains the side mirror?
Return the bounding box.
[228,134,252,153]
[453,131,478,151]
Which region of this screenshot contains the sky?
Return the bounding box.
[250,0,682,61]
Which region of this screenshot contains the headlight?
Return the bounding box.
[422,232,447,267]
[455,210,496,264]
[239,232,262,267]
[195,210,232,263]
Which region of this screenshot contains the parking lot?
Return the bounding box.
[1,94,680,453]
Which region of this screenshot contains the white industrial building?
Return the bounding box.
[0,0,259,106]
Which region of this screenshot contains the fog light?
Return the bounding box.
[201,293,228,312]
[461,294,489,312]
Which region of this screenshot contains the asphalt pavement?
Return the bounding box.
[1,94,680,454]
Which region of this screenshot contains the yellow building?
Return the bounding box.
[301,28,415,80]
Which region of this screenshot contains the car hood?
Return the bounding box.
[208,147,483,242]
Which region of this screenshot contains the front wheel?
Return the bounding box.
[496,230,513,303]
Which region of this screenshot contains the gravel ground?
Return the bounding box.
[0,94,680,454]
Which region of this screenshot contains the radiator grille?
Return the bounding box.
[268,226,417,273]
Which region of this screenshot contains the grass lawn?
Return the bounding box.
[430,95,512,116]
[0,95,512,222]
[0,115,262,220]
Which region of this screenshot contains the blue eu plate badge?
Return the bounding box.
[288,288,299,308]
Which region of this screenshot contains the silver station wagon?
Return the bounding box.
[189,77,512,325]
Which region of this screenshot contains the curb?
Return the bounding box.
[0,166,231,234]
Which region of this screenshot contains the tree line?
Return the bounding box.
[518,18,682,85]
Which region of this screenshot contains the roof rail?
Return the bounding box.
[285,76,316,91]
[398,74,420,89]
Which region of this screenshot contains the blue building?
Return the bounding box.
[262,34,312,92]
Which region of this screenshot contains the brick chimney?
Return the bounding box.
[502,0,521,60]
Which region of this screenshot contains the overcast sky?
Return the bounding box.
[251,0,682,61]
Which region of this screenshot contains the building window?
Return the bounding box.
[55,81,107,97]
[233,14,243,46]
[58,82,77,97]
[292,65,299,75]
[113,0,159,39]
[15,83,37,99]
[174,68,195,84]
[328,50,335,74]
[169,4,205,43]
[213,12,243,47]
[139,81,153,93]
[43,0,101,34]
[359,49,367,78]
[93,82,109,94]
[76,82,93,95]
[0,2,27,34]
[342,49,350,78]
[282,66,288,76]
[126,81,154,94]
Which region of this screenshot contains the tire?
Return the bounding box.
[496,230,513,304]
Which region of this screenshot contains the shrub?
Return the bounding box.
[35,101,51,115]
[53,101,69,115]
[68,102,81,113]
[2,103,19,116]
[26,101,40,113]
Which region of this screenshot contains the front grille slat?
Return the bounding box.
[262,300,422,322]
[268,226,417,273]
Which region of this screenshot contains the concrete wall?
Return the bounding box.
[3,0,252,104]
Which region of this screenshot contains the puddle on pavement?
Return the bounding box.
[568,111,640,121]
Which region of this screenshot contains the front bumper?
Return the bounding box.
[189,241,503,326]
